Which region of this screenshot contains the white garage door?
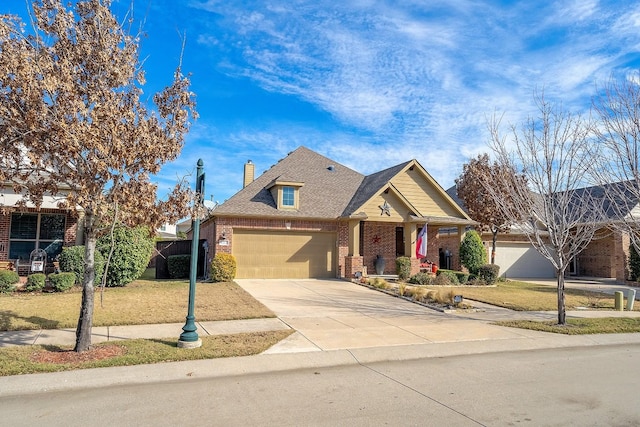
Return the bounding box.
[233,230,336,279]
[494,242,555,279]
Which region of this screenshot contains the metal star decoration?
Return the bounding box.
[379,201,391,216]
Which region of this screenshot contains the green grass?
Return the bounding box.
[0,330,294,376]
[0,279,275,331]
[496,317,640,334]
[448,280,639,311]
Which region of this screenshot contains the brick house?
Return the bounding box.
[0,186,82,274]
[201,146,474,279]
[446,182,634,282]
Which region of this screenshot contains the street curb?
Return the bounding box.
[2,332,640,397]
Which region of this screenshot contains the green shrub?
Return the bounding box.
[455,271,469,284]
[0,270,19,293]
[629,243,640,281]
[98,226,154,287]
[168,254,191,279]
[395,256,411,280]
[409,272,433,286]
[459,230,487,275]
[435,269,459,285]
[25,273,46,292]
[48,272,76,292]
[476,263,500,284]
[210,253,237,282]
[58,246,105,285]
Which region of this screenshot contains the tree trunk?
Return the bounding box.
[556,270,566,325]
[75,214,97,352]
[491,227,498,265]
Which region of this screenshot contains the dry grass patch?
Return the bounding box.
[448,280,640,311]
[0,330,294,376]
[0,280,275,331]
[496,317,640,334]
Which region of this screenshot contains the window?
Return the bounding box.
[9,213,66,261]
[282,186,295,207]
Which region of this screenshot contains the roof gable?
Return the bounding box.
[343,159,470,221]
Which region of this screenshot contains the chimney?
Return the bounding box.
[243,160,254,188]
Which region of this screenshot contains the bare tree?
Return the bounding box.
[591,73,640,254]
[455,153,515,265]
[0,0,197,351]
[485,94,605,325]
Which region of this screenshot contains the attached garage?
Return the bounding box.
[233,229,336,279]
[494,242,555,279]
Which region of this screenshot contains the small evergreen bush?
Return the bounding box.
[97,226,154,287]
[459,230,487,275]
[48,272,76,292]
[433,270,459,285]
[629,243,640,281]
[168,254,191,279]
[455,271,470,284]
[395,256,411,280]
[210,253,237,282]
[409,272,433,286]
[476,264,500,284]
[0,270,19,293]
[25,273,46,292]
[58,246,105,285]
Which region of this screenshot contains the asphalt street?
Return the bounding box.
[1,344,638,426]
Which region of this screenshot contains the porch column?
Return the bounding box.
[405,223,416,258]
[348,220,360,256]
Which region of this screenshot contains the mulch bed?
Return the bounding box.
[30,344,127,364]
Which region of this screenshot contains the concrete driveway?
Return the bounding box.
[235,279,540,353]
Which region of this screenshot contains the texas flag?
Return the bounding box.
[416,224,427,259]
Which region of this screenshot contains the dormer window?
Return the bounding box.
[282,186,295,207]
[266,178,304,210]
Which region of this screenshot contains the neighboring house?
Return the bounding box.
[200,146,475,279]
[0,185,82,274]
[445,185,556,279]
[447,182,633,282]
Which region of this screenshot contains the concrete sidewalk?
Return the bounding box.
[0,318,291,348]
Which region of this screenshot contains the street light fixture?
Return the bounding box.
[178,158,204,349]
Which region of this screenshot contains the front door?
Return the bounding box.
[395,227,405,257]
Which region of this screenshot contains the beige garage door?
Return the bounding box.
[495,242,555,278]
[233,230,336,279]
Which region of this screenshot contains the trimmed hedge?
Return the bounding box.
[48,272,76,292]
[210,253,237,282]
[0,270,19,293]
[168,254,191,279]
[25,273,46,292]
[436,269,460,285]
[436,269,469,284]
[395,256,411,280]
[408,272,432,286]
[97,226,154,287]
[477,264,500,284]
[58,246,105,285]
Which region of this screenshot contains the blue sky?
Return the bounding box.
[6,1,640,203]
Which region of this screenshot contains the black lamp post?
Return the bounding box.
[178,158,204,348]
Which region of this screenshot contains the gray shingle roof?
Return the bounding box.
[214,146,365,218]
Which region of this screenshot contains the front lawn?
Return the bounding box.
[0,331,293,376]
[0,279,275,331]
[448,280,638,311]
